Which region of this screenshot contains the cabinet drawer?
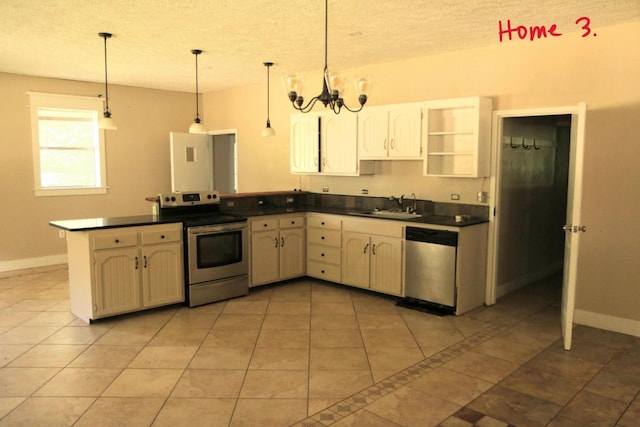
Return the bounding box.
[307,228,341,247]
[342,218,403,238]
[279,215,305,229]
[307,244,341,264]
[307,260,341,283]
[307,214,341,230]
[141,228,182,245]
[93,232,138,250]
[251,218,278,231]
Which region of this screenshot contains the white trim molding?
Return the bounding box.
[574,309,640,338]
[0,254,68,273]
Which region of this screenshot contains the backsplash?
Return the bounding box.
[220,191,489,219]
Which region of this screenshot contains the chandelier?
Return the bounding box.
[281,0,373,114]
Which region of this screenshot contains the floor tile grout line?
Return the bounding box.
[293,322,510,426]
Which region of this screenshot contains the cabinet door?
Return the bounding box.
[93,247,141,317]
[251,230,279,286]
[389,107,422,158]
[141,242,184,308]
[290,114,320,173]
[370,236,403,295]
[321,113,357,174]
[358,109,389,159]
[341,232,370,288]
[279,228,305,280]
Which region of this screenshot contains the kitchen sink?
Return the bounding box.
[350,209,422,219]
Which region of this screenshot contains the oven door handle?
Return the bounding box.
[189,224,247,235]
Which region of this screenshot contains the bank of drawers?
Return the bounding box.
[306,213,342,283]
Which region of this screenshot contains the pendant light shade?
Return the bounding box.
[98,32,117,130]
[261,62,275,137]
[189,49,207,134]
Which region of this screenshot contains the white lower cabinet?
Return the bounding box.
[250,214,305,287]
[341,217,404,296]
[342,232,403,296]
[306,213,342,282]
[67,223,184,323]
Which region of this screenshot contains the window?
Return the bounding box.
[29,92,107,196]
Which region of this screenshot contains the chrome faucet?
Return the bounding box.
[407,193,417,213]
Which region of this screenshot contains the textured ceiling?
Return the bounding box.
[1,0,638,93]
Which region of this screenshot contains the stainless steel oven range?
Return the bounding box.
[158,191,248,307]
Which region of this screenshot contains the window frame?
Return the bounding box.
[29,92,108,196]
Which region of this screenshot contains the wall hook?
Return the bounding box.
[533,138,541,150]
[522,138,531,149]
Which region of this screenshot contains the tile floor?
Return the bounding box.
[0,265,638,426]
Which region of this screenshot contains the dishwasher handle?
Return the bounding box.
[406,227,458,246]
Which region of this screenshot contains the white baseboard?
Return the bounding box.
[574,309,640,338]
[0,254,68,273]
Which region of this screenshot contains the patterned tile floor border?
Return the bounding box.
[293,323,510,426]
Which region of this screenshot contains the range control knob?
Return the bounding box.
[171,196,176,202]
[207,194,212,199]
[212,194,218,199]
[164,196,171,202]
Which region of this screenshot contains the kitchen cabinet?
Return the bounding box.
[66,223,184,323]
[423,96,492,177]
[306,213,342,283]
[290,113,373,176]
[250,214,305,286]
[358,103,423,159]
[341,218,404,296]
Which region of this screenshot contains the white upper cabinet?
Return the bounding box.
[320,112,358,175]
[290,112,372,175]
[358,103,423,159]
[290,114,320,173]
[423,96,492,177]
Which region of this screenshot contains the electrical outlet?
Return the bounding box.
[322,186,329,193]
[58,230,66,239]
[451,194,460,201]
[286,196,294,204]
[226,200,235,207]
[361,189,368,195]
[477,191,488,203]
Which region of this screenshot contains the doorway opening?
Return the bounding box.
[495,114,571,298]
[487,103,587,350]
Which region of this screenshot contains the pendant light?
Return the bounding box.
[281,0,373,114]
[98,32,117,130]
[189,49,207,134]
[261,62,275,137]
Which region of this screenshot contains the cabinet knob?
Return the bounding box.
[321,270,325,274]
[115,239,119,243]
[263,223,268,227]
[291,220,295,224]
[160,235,165,239]
[321,222,325,225]
[321,253,325,257]
[321,236,325,240]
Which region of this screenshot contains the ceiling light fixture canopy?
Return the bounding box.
[281,0,373,114]
[262,62,275,137]
[98,32,117,130]
[189,49,207,134]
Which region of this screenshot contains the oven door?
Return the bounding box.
[187,222,248,285]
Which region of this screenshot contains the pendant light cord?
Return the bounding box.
[194,51,200,120]
[100,33,111,114]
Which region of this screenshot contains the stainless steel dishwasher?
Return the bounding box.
[400,226,458,315]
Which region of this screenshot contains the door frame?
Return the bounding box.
[486,103,586,350]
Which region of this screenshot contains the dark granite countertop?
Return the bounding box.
[50,205,488,232]
[50,215,178,231]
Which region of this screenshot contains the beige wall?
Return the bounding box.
[0,73,193,267]
[206,21,640,325]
